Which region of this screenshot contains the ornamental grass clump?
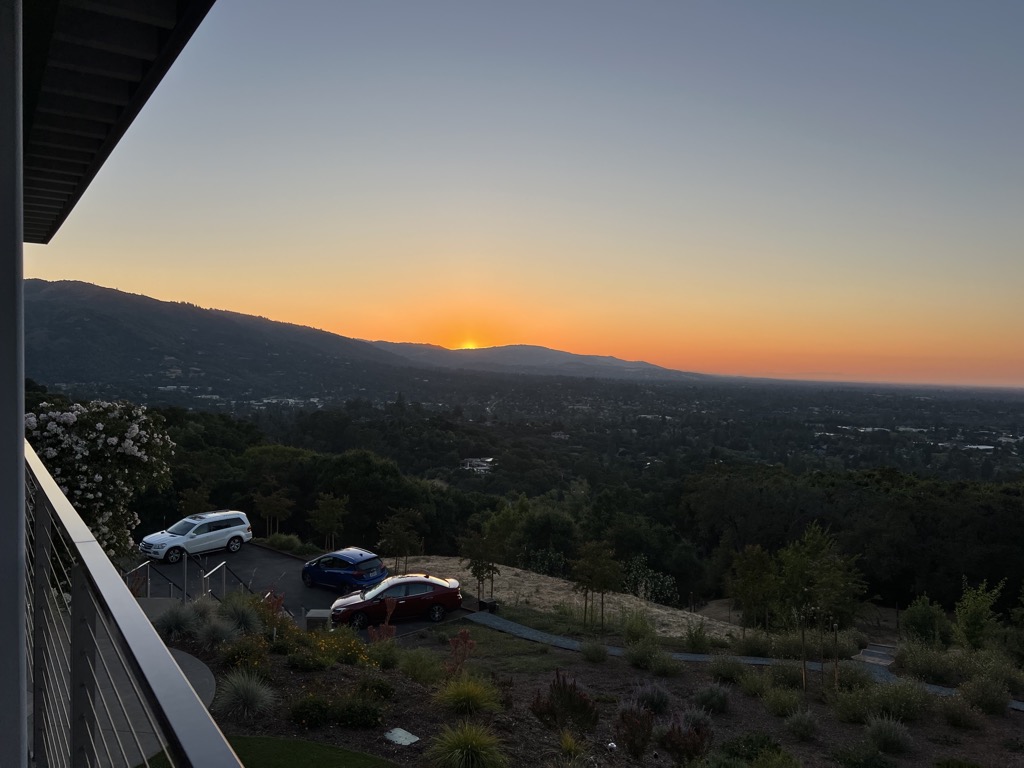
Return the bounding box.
[785,709,818,741]
[218,594,263,636]
[709,655,746,684]
[153,601,197,643]
[633,682,672,715]
[693,683,730,714]
[425,722,508,768]
[614,698,654,759]
[624,638,661,670]
[212,668,277,721]
[864,714,913,754]
[656,710,713,765]
[435,675,502,715]
[621,608,657,643]
[958,675,1010,716]
[761,687,801,718]
[768,663,804,690]
[195,616,236,651]
[580,640,608,663]
[530,670,599,732]
[938,695,984,729]
[730,631,773,658]
[737,667,771,698]
[399,647,445,686]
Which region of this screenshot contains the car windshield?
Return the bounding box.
[363,581,391,600]
[166,520,196,536]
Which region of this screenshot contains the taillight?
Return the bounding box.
[352,570,365,577]
[246,525,252,533]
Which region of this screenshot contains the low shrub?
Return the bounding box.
[435,675,502,715]
[399,647,445,686]
[187,596,219,625]
[286,650,333,672]
[633,682,672,715]
[651,653,683,677]
[153,601,197,642]
[834,680,930,724]
[426,722,508,768]
[737,668,771,697]
[894,642,959,685]
[312,627,367,666]
[938,695,983,729]
[580,641,608,663]
[965,649,1024,696]
[288,694,382,728]
[730,632,773,658]
[684,620,713,653]
[829,745,896,768]
[864,714,913,754]
[958,675,1010,716]
[264,532,302,552]
[356,674,395,700]
[784,709,817,741]
[694,684,730,714]
[835,660,878,691]
[530,670,600,732]
[614,699,654,759]
[768,663,804,690]
[219,633,269,671]
[624,639,660,670]
[717,731,781,761]
[656,710,713,764]
[621,608,657,643]
[901,595,952,646]
[772,629,863,661]
[365,638,399,670]
[212,668,277,721]
[195,617,236,651]
[709,655,746,684]
[218,596,263,636]
[761,687,801,717]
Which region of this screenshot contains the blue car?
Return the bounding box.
[301,547,388,591]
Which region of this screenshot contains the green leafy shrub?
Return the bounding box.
[761,687,801,717]
[286,650,333,672]
[212,668,277,721]
[901,595,952,646]
[709,655,745,684]
[365,638,399,670]
[399,647,445,685]
[614,699,654,759]
[958,675,1010,715]
[530,670,599,731]
[938,695,983,729]
[830,746,896,768]
[834,680,930,723]
[219,633,269,671]
[737,667,771,697]
[656,710,713,764]
[835,660,878,691]
[580,640,608,663]
[288,694,381,728]
[356,674,394,700]
[426,722,508,768]
[311,627,367,666]
[864,714,913,754]
[717,731,781,762]
[153,601,197,642]
[894,642,959,685]
[964,649,1024,695]
[624,638,660,670]
[694,683,730,714]
[770,629,863,661]
[264,532,302,552]
[784,709,817,741]
[768,663,804,690]
[731,632,773,657]
[633,682,671,715]
[954,578,1004,651]
[651,653,683,677]
[621,609,657,643]
[435,675,502,715]
[684,620,712,653]
[195,617,236,651]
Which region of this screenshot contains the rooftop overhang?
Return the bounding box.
[22,0,215,244]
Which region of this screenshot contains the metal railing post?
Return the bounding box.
[31,497,53,768]
[70,566,99,767]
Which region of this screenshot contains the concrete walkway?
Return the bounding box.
[464,611,1024,713]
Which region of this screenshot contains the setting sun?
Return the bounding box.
[458,341,477,350]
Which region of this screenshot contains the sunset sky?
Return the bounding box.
[24,1,1024,388]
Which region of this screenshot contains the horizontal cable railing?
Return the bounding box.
[24,442,242,768]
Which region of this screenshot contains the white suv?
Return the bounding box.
[139,510,253,564]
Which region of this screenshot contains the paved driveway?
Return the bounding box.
[135,544,469,632]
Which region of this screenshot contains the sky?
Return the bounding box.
[24,1,1024,388]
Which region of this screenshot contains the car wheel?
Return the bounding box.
[226,536,243,553]
[428,604,446,623]
[301,572,314,588]
[164,547,184,564]
[349,612,369,630]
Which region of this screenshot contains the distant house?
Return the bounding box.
[460,458,495,474]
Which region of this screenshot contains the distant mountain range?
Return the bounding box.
[24,280,708,404]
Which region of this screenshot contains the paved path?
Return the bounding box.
[464,612,1024,713]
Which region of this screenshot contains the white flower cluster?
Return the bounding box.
[26,400,175,558]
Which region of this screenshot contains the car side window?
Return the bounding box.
[382,585,407,599]
[320,557,339,569]
[406,583,431,596]
[192,523,211,535]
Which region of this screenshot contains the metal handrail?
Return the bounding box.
[25,442,243,767]
[124,560,152,599]
[201,561,228,601]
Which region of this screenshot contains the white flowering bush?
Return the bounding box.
[25,400,174,557]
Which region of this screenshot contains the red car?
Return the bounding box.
[330,574,462,629]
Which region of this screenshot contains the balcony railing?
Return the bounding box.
[23,442,242,768]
